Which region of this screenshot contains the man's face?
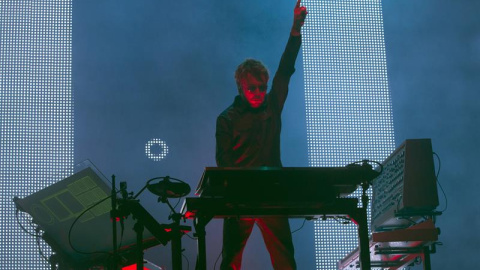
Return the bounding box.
[239,73,268,108]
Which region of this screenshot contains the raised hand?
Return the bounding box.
[291,0,307,36]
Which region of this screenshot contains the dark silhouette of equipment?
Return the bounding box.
[147,176,191,199]
[14,161,191,270]
[183,165,380,270]
[340,139,442,270]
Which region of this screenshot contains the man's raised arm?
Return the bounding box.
[270,0,307,111]
[291,0,307,36]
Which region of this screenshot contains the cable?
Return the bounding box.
[213,248,223,270]
[28,218,39,232]
[133,177,165,199]
[291,218,307,234]
[15,210,55,267]
[183,232,197,240]
[35,228,50,263]
[433,152,448,213]
[165,197,182,218]
[15,209,40,237]
[182,252,190,270]
[173,197,181,210]
[68,194,116,256]
[19,222,51,268]
[332,216,351,225]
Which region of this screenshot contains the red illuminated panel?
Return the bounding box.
[122,264,151,270]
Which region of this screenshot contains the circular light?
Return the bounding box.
[145,139,169,161]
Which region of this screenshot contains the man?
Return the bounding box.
[215,1,307,269]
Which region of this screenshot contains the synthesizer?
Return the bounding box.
[371,139,439,231]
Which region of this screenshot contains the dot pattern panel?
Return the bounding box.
[0,0,73,269]
[301,0,395,269]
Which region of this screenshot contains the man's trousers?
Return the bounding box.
[220,217,297,270]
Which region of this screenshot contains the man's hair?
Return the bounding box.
[234,59,269,89]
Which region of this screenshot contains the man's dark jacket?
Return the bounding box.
[216,35,302,167]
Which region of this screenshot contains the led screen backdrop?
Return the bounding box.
[0,0,73,269]
[302,0,395,268]
[1,0,478,269]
